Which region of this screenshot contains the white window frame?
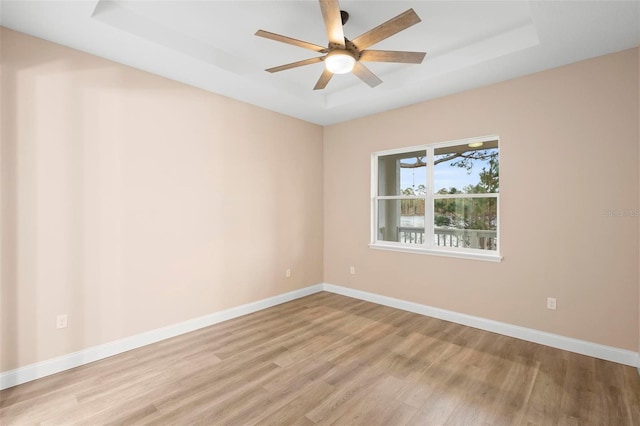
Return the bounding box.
[370,135,502,262]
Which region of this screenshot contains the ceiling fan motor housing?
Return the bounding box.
[327,39,361,60]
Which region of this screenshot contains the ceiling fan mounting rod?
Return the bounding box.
[340,10,349,25]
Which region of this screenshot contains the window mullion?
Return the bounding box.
[425,146,434,249]
[371,152,378,244]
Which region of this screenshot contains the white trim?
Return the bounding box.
[3,282,638,390]
[322,283,639,367]
[369,242,503,262]
[0,284,324,390]
[433,193,498,199]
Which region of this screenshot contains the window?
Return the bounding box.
[371,136,501,261]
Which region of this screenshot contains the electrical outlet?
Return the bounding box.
[547,297,557,310]
[285,269,291,278]
[56,314,68,329]
[350,266,355,275]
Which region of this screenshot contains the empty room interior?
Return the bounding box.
[1,0,640,424]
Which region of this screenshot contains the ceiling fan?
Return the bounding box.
[255,0,426,90]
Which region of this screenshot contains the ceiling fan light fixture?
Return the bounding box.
[255,1,425,89]
[324,50,356,74]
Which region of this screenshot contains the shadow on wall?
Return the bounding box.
[0,30,110,373]
[0,28,189,372]
[0,27,326,375]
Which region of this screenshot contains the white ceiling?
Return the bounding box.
[2,0,639,125]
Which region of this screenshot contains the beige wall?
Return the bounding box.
[324,48,640,351]
[1,26,639,374]
[0,28,324,371]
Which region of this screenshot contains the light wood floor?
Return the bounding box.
[1,292,639,425]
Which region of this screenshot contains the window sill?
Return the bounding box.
[369,243,503,262]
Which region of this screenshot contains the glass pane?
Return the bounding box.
[378,150,427,196]
[433,197,498,251]
[377,199,425,244]
[434,141,498,194]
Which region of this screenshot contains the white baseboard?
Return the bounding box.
[0,284,324,390]
[2,282,638,390]
[322,283,640,368]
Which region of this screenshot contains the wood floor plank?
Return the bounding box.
[255,381,336,426]
[520,346,568,425]
[327,373,407,425]
[304,366,386,424]
[1,292,639,425]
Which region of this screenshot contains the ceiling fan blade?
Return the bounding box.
[313,68,334,90]
[319,0,345,48]
[360,50,426,64]
[255,30,328,53]
[266,57,324,73]
[352,62,382,88]
[352,9,421,50]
